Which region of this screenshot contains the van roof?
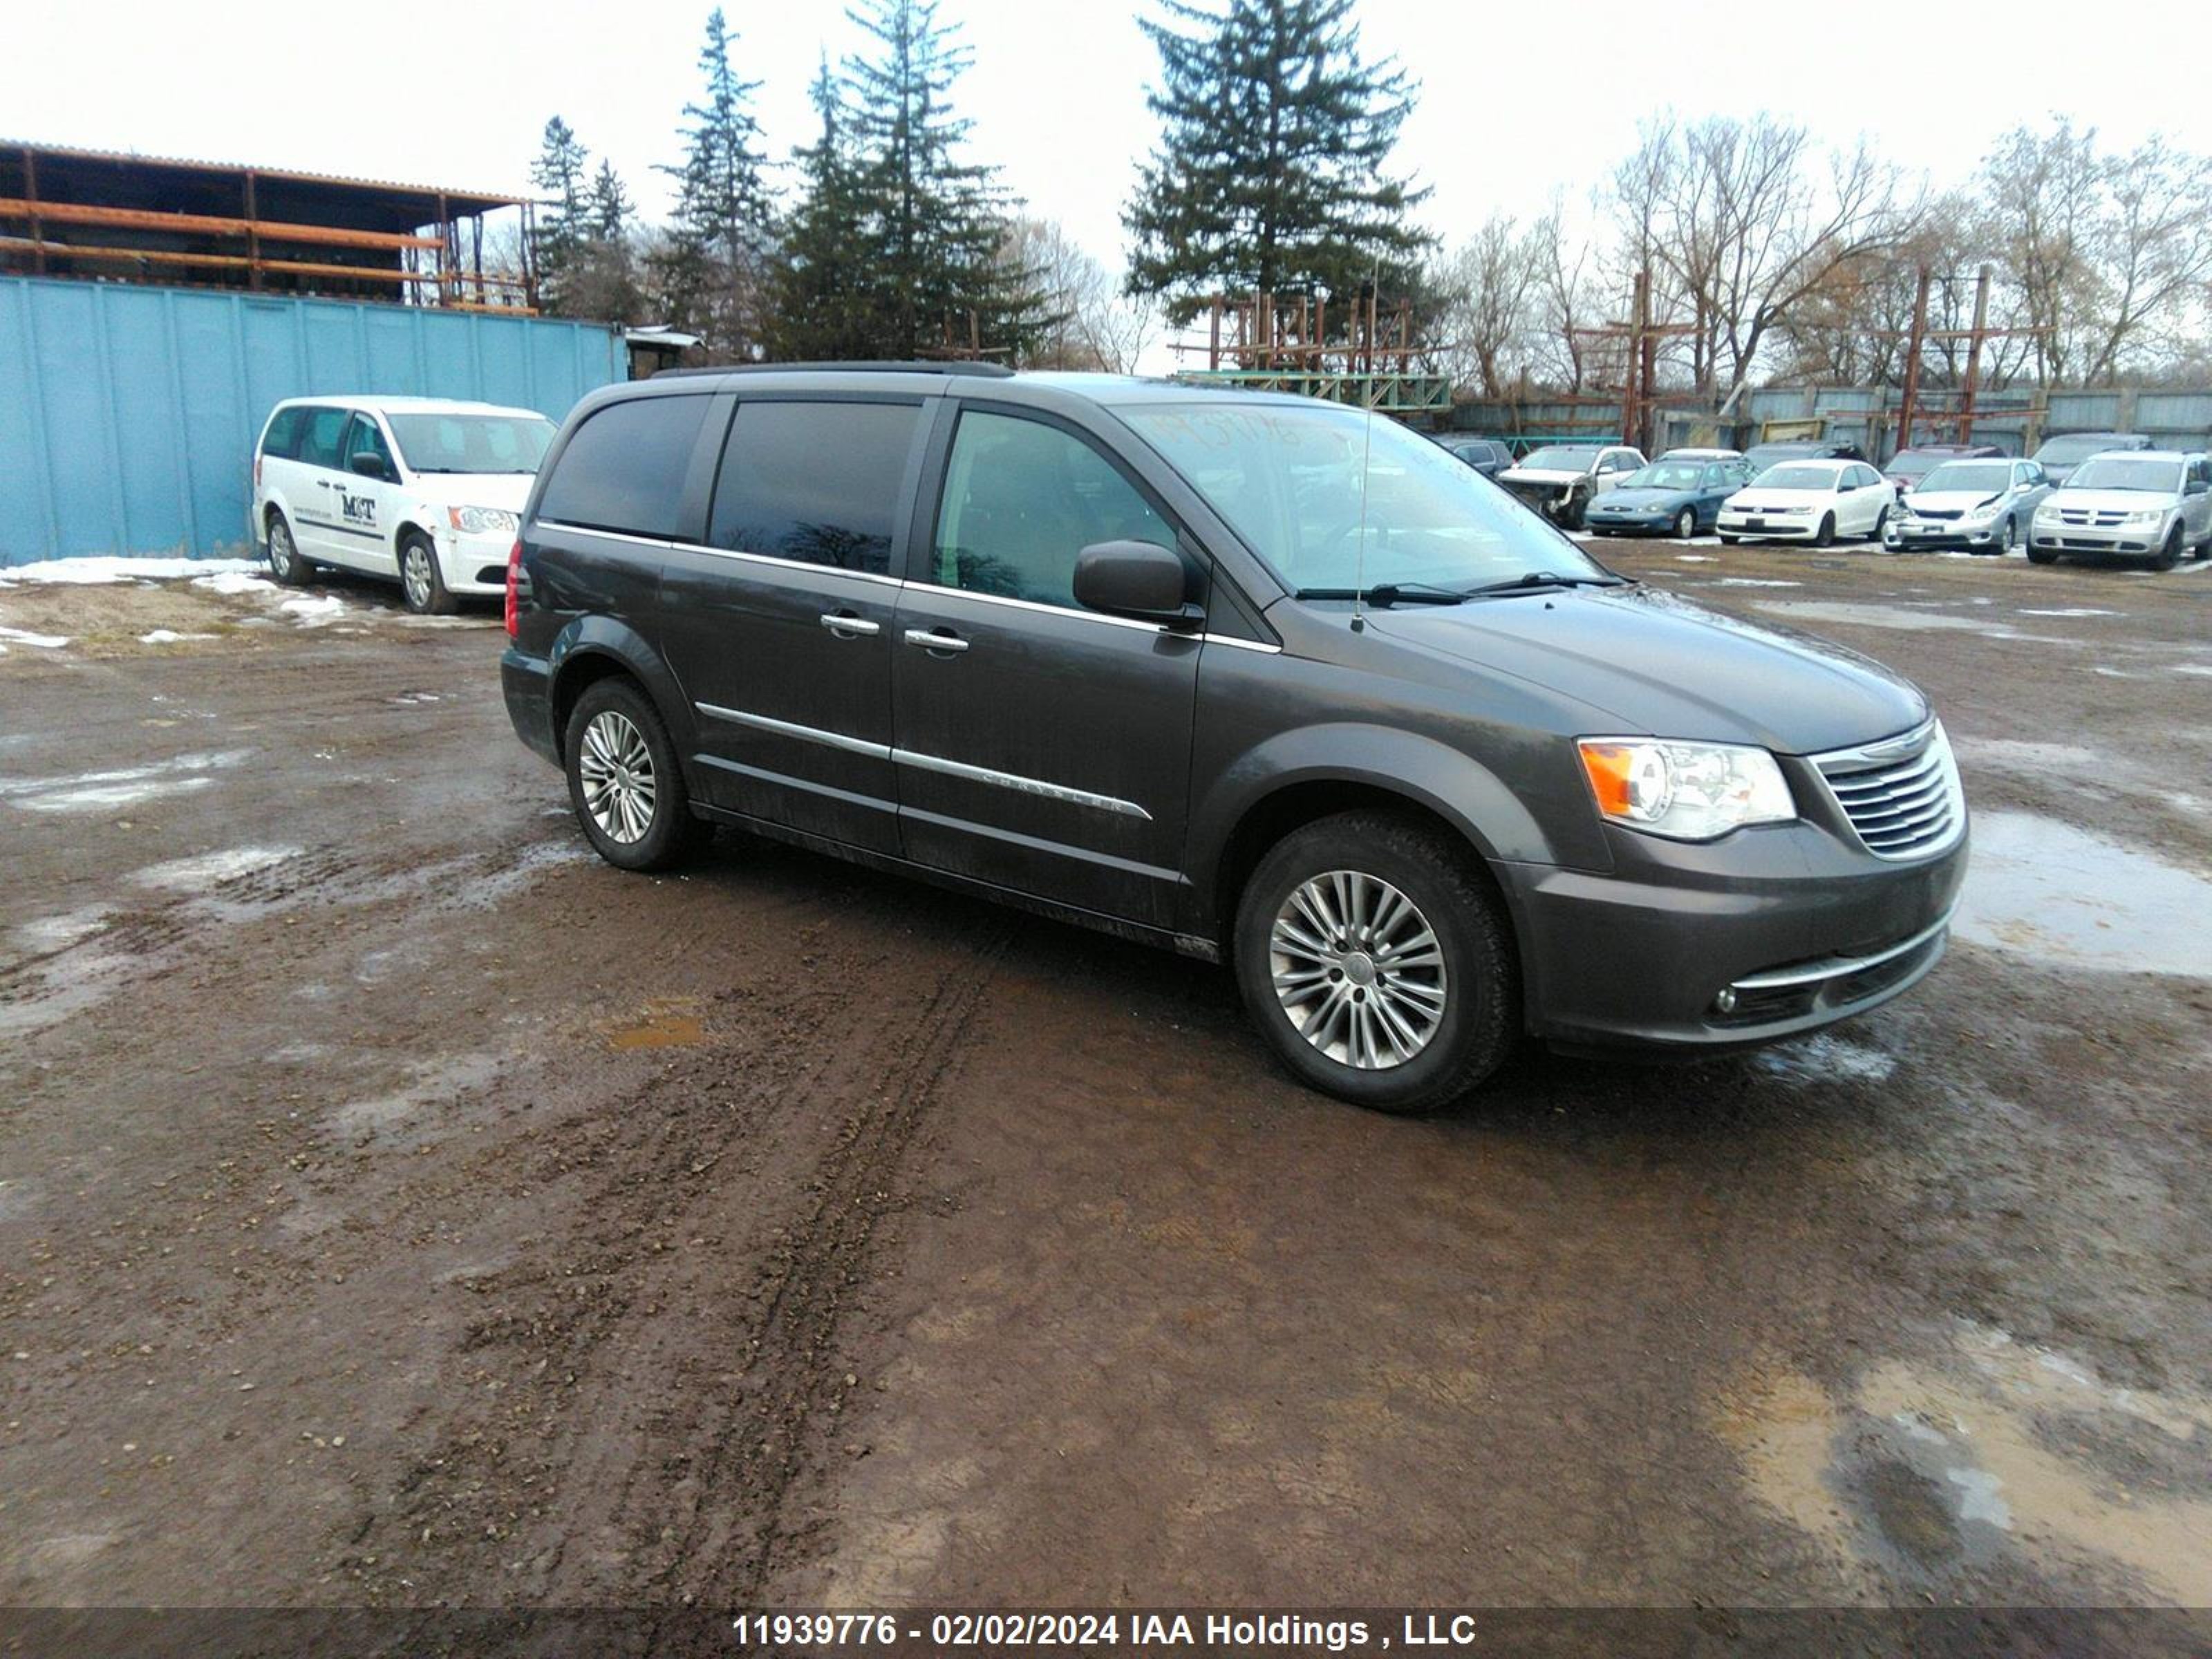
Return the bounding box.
[633,363,1324,411]
[271,395,550,419]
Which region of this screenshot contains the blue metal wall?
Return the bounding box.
[0,276,624,566]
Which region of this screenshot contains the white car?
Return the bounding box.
[1495,442,1646,530]
[1717,460,1895,546]
[252,396,557,614]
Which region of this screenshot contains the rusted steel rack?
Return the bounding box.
[1170,289,1450,415]
[0,140,536,311]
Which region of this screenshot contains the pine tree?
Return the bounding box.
[656,8,774,355]
[839,0,1052,359]
[1123,0,1433,321]
[765,57,878,359]
[588,161,633,244]
[530,116,592,303]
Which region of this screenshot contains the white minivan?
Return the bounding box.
[251,397,556,613]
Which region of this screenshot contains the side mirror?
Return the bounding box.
[1073,541,1199,630]
[350,452,391,481]
[2186,479,2209,497]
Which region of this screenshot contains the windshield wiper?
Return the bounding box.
[1293,581,1471,606]
[1461,571,1633,597]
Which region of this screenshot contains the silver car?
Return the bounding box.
[2027,451,2212,569]
[1886,457,2052,555]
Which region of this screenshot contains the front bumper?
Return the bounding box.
[438,527,516,596]
[1584,512,1676,535]
[2027,520,2168,556]
[1494,805,1968,1055]
[1886,519,2006,551]
[1504,485,1579,521]
[1716,513,1819,540]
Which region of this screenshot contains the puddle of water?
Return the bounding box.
[1723,1324,2212,1602]
[604,1000,706,1051]
[129,845,300,893]
[1951,738,2102,774]
[1954,812,2212,979]
[1754,601,2077,645]
[2017,608,2117,619]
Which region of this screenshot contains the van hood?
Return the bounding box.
[1361,584,1927,756]
[405,471,536,510]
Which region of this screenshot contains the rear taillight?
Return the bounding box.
[504,538,523,638]
[254,452,263,489]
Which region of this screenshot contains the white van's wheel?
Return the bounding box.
[265,512,310,586]
[400,533,455,615]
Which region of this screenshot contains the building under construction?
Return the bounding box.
[0,140,537,312]
[1173,289,1452,418]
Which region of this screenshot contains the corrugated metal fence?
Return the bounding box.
[0,275,624,566]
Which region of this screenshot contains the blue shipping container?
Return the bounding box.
[0,275,624,566]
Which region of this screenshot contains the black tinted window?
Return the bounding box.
[537,396,710,539]
[297,406,349,470]
[343,415,394,474]
[708,402,921,574]
[262,406,306,460]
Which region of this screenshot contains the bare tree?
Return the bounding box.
[2081,136,2212,382]
[1613,113,1922,398]
[1001,218,1158,373]
[1528,198,1597,394]
[1425,214,1542,395]
[1979,120,2103,386]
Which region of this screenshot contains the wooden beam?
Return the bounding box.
[1,238,438,285]
[0,198,443,252]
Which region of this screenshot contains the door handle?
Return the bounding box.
[903,628,969,654]
[820,612,881,639]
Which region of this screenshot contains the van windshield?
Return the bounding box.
[1121,402,1611,596]
[2066,457,2181,493]
[386,412,556,475]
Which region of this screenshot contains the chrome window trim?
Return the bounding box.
[910,581,1172,634]
[695,702,1153,821]
[1730,904,1958,992]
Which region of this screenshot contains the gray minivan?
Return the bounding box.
[501,366,1967,1113]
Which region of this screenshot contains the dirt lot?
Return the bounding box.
[3,542,2211,1649]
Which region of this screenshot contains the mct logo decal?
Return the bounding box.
[339,491,379,527]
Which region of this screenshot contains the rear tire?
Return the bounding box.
[265,511,310,586]
[1868,505,1890,542]
[1233,812,1517,1115]
[563,678,707,873]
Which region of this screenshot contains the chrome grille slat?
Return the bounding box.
[1811,720,1965,861]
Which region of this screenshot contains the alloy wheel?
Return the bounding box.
[268,519,294,579]
[577,710,657,843]
[403,543,434,611]
[1268,870,1447,1071]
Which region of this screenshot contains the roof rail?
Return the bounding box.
[651,359,1016,380]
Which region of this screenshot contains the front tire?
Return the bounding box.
[265,511,310,586]
[564,679,706,872]
[1233,812,1517,1115]
[1718,532,1740,546]
[1674,507,1698,541]
[1814,512,1837,547]
[2151,525,2182,572]
[2027,543,2060,565]
[400,532,455,615]
[1994,517,2017,556]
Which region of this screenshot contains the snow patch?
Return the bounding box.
[1754,1033,1898,1085]
[192,571,272,597]
[281,596,348,626]
[1709,577,1801,588]
[0,750,251,814]
[130,845,301,892]
[1674,554,1716,563]
[2016,607,2117,618]
[0,625,70,649]
[139,630,216,645]
[1,556,262,585]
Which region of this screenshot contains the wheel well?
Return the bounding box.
[550,653,641,746]
[396,521,435,553]
[1214,781,1506,943]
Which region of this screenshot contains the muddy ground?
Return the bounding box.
[2,542,2210,1649]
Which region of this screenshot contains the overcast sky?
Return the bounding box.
[16,0,2211,335]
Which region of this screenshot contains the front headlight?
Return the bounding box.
[449,505,520,535]
[2124,508,2166,525]
[2035,504,2060,521]
[1577,738,1797,842]
[1958,504,2000,525]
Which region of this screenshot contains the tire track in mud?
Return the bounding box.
[339,912,1009,1624]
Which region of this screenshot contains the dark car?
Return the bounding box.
[1582,458,1747,538]
[2030,431,2152,487]
[1884,442,2005,494]
[1434,434,1512,478]
[1741,438,1868,474]
[502,365,1967,1114]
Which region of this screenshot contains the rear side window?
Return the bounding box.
[261,406,306,460]
[708,402,922,575]
[536,396,711,540]
[297,406,350,471]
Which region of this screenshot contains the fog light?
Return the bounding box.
[1714,986,1739,1014]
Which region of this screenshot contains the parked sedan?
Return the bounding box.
[1432,434,1512,479]
[2030,431,2151,487]
[1496,442,1646,529]
[1717,460,1895,545]
[2027,451,2212,569]
[1884,442,2005,495]
[1583,459,1747,538]
[1887,458,2052,554]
